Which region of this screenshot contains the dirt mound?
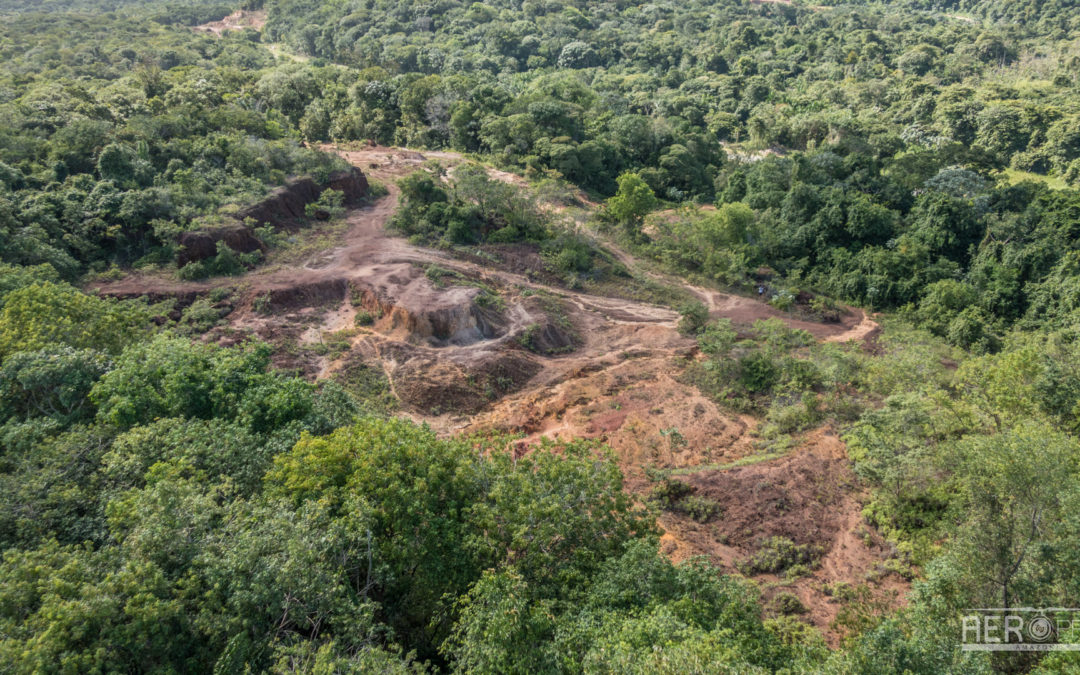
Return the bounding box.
[326,167,371,205]
[515,318,576,355]
[468,342,754,476]
[261,278,349,312]
[174,168,369,267]
[350,264,508,346]
[193,9,267,35]
[237,168,369,233]
[676,431,853,552]
[385,295,503,345]
[177,225,265,266]
[514,295,578,355]
[391,348,541,415]
[454,243,568,288]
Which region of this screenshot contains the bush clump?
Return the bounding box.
[649,477,722,522]
[738,536,824,575]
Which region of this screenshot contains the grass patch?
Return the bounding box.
[1001,167,1069,190]
[333,356,398,415]
[263,217,352,267]
[667,450,790,476]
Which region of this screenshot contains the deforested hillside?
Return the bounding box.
[1,1,1080,673]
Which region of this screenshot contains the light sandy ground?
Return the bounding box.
[193,10,266,36]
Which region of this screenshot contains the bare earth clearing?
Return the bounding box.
[193,10,267,36]
[91,146,901,641]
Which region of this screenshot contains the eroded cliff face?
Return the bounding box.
[177,225,265,267]
[236,167,369,232]
[179,167,370,265]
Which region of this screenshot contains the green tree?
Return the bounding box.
[0,282,149,359]
[950,425,1077,611]
[603,172,658,239]
[0,346,109,425]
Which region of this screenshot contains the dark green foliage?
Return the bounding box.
[770,591,807,616]
[2,0,1080,672]
[90,335,305,431]
[676,300,709,336]
[0,9,346,277]
[392,166,548,246]
[649,477,695,507]
[0,346,109,425]
[177,241,262,281]
[684,318,859,432]
[649,477,722,523]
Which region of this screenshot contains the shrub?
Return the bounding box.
[178,242,260,280]
[648,478,723,522]
[677,495,723,523]
[305,188,345,220]
[770,591,808,615]
[649,477,694,507]
[697,319,737,356]
[366,180,390,198]
[178,298,223,335]
[677,301,709,336]
[769,289,796,312]
[738,536,824,575]
[354,310,374,326]
[253,292,271,315]
[739,352,780,393]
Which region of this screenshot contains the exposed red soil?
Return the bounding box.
[89,144,897,643]
[657,428,908,644]
[193,10,267,36]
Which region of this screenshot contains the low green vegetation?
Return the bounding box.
[684,318,863,436]
[738,536,825,576]
[393,165,617,291]
[647,476,724,523]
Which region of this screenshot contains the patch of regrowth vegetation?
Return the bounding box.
[304,330,353,359]
[738,536,825,576]
[677,300,709,336]
[332,356,398,415]
[178,242,262,281]
[648,477,723,523]
[253,292,272,315]
[424,264,505,311]
[177,297,231,335]
[683,318,864,432]
[354,309,375,326]
[304,188,345,220]
[770,591,808,616]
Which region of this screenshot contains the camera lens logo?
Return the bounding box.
[1028,616,1055,643]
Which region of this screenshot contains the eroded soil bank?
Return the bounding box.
[91,145,899,642]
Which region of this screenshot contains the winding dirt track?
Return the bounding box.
[93,145,873,341]
[91,145,877,436]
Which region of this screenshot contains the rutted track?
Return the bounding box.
[91,145,877,432]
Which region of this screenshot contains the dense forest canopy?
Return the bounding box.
[1,0,1080,672]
